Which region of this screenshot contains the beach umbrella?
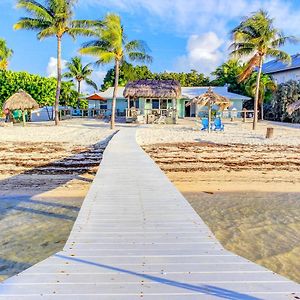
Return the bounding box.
[186,87,231,132]
[287,100,300,115]
[3,90,39,125]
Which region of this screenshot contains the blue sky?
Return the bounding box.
[0,0,300,91]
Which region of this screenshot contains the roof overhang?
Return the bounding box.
[85,93,107,101]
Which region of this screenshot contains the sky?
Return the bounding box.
[0,0,300,92]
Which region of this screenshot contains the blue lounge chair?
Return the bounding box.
[201,118,210,131]
[213,117,224,131]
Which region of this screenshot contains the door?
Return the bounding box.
[185,101,191,117]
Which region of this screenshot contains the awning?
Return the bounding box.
[85,93,107,101]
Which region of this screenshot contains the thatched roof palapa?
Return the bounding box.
[3,90,39,111]
[123,80,181,99]
[186,87,232,110]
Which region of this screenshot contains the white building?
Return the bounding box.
[262,54,300,84]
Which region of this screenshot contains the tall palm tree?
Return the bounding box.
[80,13,152,129]
[14,0,94,125]
[230,10,297,130]
[0,39,13,70]
[245,73,276,120]
[64,56,98,108]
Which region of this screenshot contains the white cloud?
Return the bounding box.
[80,0,300,36]
[176,32,225,74]
[46,57,67,78]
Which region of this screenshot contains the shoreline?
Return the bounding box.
[140,125,300,283]
[0,119,115,281]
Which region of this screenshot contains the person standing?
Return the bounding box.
[4,108,10,122]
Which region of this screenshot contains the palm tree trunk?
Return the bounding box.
[253,56,263,130]
[55,36,62,126]
[261,100,264,121]
[111,59,119,129]
[77,80,81,109]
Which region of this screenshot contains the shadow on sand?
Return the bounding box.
[0,133,116,280]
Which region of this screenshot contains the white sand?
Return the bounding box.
[137,119,300,146]
[0,119,115,146]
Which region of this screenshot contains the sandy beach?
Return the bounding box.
[139,119,300,283]
[0,119,115,281]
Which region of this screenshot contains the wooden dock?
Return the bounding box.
[1,128,299,299]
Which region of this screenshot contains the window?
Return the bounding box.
[160,100,167,109]
[130,100,139,108]
[152,99,159,109]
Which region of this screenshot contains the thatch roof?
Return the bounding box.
[287,100,300,115]
[186,87,232,109]
[123,80,181,99]
[3,90,39,111]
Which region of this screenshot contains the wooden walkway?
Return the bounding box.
[1,128,300,299]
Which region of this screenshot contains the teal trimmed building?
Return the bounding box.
[86,80,250,119]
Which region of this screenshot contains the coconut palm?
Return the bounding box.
[80,13,152,129]
[64,56,98,108]
[14,0,94,125]
[230,10,297,130]
[0,39,13,70]
[245,73,276,120]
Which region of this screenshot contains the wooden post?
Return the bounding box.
[208,104,211,133]
[22,111,26,126]
[266,127,274,139]
[172,98,177,124]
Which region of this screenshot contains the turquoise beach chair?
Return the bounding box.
[213,117,224,131]
[201,118,210,131]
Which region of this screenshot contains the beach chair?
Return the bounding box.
[154,116,166,124]
[12,110,22,122]
[213,117,224,131]
[201,118,210,131]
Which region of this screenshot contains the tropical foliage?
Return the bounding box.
[102,62,210,90]
[230,9,296,129]
[14,0,94,125]
[80,13,152,129]
[270,80,300,123]
[64,56,97,108]
[0,70,78,109]
[211,60,246,95]
[245,73,276,120]
[0,39,13,70]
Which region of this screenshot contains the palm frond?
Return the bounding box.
[85,78,98,90]
[128,52,153,63]
[16,0,53,21]
[266,48,291,64]
[238,54,261,82]
[14,17,51,32]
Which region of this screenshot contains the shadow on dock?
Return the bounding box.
[56,254,263,300]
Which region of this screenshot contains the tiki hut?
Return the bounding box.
[3,90,39,125]
[186,87,231,132]
[124,80,181,124]
[124,79,181,99]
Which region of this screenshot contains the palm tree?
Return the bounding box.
[14,0,94,125]
[230,10,297,130]
[0,39,13,70]
[79,13,152,129]
[64,56,98,108]
[245,73,276,120]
